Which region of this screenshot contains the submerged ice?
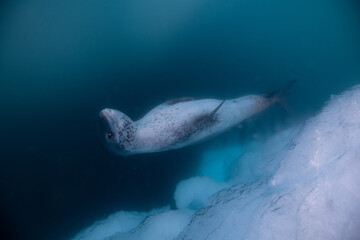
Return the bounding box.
[72,85,360,240]
[71,207,170,240]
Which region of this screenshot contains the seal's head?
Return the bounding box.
[98,108,137,155]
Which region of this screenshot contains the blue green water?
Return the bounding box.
[0,0,359,239]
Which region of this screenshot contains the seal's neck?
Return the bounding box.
[116,117,138,151]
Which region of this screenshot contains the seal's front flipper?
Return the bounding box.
[196,100,225,131]
[174,100,225,143]
[209,100,225,118]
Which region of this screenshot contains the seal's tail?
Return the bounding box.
[264,79,296,113]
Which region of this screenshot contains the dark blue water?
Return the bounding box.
[0,0,359,239]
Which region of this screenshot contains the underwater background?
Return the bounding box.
[0,0,359,239]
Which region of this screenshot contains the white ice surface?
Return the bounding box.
[105,209,194,240]
[72,85,360,240]
[177,85,360,240]
[71,207,169,240]
[174,176,229,210]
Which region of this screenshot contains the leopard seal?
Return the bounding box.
[98,81,295,155]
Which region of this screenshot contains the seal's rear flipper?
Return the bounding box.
[264,79,296,114]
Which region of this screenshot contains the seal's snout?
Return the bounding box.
[98,109,114,136]
[98,109,116,144]
[99,108,113,119]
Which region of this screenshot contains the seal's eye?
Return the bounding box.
[107,132,114,140]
